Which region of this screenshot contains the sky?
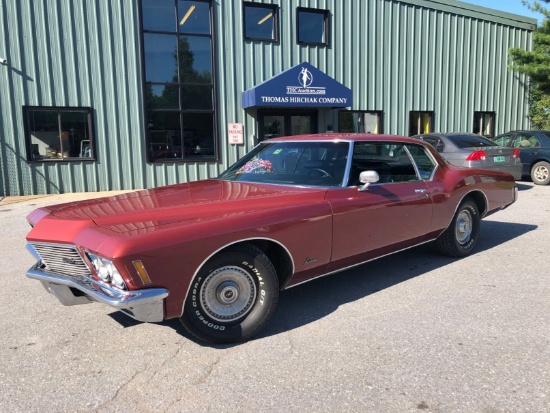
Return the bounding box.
[463,0,544,22]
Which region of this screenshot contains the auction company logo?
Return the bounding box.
[286,67,326,95]
[299,67,313,87]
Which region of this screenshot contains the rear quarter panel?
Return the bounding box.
[429,165,516,232]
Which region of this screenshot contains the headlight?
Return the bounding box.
[110,269,126,289]
[87,253,127,290]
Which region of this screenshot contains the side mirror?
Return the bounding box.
[358,171,379,192]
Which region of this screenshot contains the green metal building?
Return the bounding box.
[0,0,536,196]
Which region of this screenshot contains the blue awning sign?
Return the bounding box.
[242,62,353,108]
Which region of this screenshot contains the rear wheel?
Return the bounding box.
[531,161,550,185]
[436,199,480,258]
[180,243,279,343]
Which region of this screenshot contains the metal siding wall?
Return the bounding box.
[374,0,534,135]
[0,0,535,195]
[0,0,146,195]
[229,0,532,148]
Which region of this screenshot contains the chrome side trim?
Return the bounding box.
[180,237,295,317]
[341,141,355,186]
[286,238,438,289]
[27,261,169,322]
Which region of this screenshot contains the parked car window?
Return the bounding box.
[422,137,445,152]
[448,135,497,149]
[493,134,513,147]
[349,142,419,185]
[220,141,350,186]
[512,134,541,148]
[405,144,437,180]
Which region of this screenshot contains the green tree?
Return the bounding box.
[509,1,550,128]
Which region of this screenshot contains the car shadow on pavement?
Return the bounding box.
[260,220,537,341]
[109,220,537,347]
[516,182,534,191]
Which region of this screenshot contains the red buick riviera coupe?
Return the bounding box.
[26,134,517,343]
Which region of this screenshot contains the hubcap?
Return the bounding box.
[534,165,549,182]
[455,209,473,244]
[200,266,257,322]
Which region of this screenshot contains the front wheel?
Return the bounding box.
[180,243,279,344]
[435,199,480,258]
[531,161,550,185]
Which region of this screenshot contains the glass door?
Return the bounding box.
[258,110,318,141]
[262,115,285,140]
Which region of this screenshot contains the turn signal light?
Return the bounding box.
[133,260,152,285]
[466,150,486,161]
[512,148,520,158]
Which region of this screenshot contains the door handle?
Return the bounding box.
[415,188,430,198]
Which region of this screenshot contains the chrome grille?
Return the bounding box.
[29,243,92,277]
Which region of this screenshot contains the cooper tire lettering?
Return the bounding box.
[181,243,279,343]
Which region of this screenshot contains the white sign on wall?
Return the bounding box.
[227,123,244,145]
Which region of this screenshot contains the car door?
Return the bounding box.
[510,133,541,175]
[325,142,435,271]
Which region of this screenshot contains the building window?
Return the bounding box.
[23,106,95,161]
[141,0,217,162]
[338,111,383,134]
[243,2,278,42]
[473,112,495,137]
[409,111,434,136]
[296,7,329,46]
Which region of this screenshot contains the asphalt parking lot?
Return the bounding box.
[0,182,548,413]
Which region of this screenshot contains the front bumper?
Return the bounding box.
[26,261,169,323]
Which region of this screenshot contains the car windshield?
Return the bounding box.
[219,141,350,186]
[448,135,498,148]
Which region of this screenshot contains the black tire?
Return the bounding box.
[180,243,279,344]
[435,199,480,258]
[531,161,550,185]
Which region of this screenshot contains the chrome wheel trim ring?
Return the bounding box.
[200,266,257,323]
[534,165,549,182]
[455,209,473,244]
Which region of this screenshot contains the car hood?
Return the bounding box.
[28,180,329,234]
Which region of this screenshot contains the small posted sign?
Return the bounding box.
[227,123,244,145]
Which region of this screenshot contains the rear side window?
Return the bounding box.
[405,144,437,180]
[511,134,541,148]
[349,142,418,185]
[448,135,497,149]
[493,135,513,147]
[422,137,445,152]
